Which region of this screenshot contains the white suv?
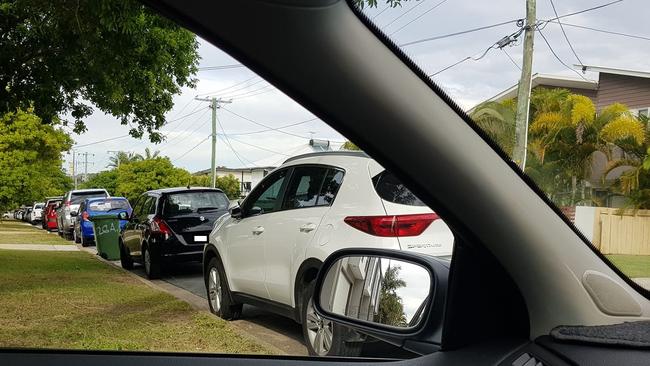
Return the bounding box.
[203,151,453,356]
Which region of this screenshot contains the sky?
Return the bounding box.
[64,0,650,175]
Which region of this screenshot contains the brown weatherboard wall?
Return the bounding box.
[596,73,650,111]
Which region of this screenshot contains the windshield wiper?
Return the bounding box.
[197,207,224,213]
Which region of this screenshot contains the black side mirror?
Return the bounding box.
[229,206,242,219]
[69,211,78,217]
[314,248,449,356]
[248,206,263,217]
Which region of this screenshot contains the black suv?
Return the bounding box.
[119,187,231,279]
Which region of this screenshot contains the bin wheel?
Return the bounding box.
[73,228,81,244]
[143,245,161,279]
[81,234,91,247]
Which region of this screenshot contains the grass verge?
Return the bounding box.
[0,220,72,245]
[0,250,272,354]
[606,254,650,278]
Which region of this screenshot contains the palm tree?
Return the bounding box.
[107,151,141,169]
[469,99,516,156]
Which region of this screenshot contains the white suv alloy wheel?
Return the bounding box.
[208,267,222,313]
[305,296,333,356]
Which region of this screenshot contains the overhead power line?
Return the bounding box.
[547,21,650,42]
[222,134,291,156]
[536,26,590,82]
[502,48,522,71]
[229,117,319,136]
[196,75,259,97]
[548,0,584,67]
[381,0,429,30]
[389,0,450,36]
[74,134,130,148]
[400,19,521,47]
[197,64,245,71]
[429,44,499,77]
[173,135,210,162]
[215,116,255,167]
[401,0,624,48]
[209,79,266,98]
[221,107,310,139]
[222,84,274,100]
[371,4,390,20]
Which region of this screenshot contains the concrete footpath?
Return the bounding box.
[0,244,78,251]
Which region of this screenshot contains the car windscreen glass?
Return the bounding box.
[372,171,426,206]
[70,192,107,204]
[163,192,229,216]
[34,204,43,209]
[88,199,130,212]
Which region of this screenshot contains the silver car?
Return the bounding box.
[57,189,109,239]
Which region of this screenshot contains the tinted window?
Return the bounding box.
[372,171,426,207]
[317,169,344,207]
[34,204,43,209]
[70,191,108,204]
[145,196,157,215]
[282,167,328,210]
[88,199,130,212]
[163,191,229,216]
[132,196,148,218]
[247,169,287,215]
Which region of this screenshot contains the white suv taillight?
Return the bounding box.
[344,213,439,237]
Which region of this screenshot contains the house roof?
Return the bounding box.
[578,65,650,80]
[483,73,598,105]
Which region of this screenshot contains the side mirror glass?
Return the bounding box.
[248,206,263,217]
[117,211,129,220]
[317,253,432,330]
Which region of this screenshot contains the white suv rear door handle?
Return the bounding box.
[299,223,317,233]
[252,226,265,235]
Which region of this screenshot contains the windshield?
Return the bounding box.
[163,191,230,216]
[0,0,647,361]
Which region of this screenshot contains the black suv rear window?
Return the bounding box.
[372,171,425,206]
[163,191,229,216]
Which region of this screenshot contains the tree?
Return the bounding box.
[469,100,516,156]
[115,157,192,202]
[376,265,407,327]
[0,108,72,211]
[80,170,118,196]
[107,151,142,169]
[341,141,361,151]
[191,174,241,199]
[0,0,199,142]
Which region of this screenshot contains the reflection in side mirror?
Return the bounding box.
[229,205,242,219]
[248,206,263,217]
[319,255,431,329]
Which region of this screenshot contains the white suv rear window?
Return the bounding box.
[372,171,426,207]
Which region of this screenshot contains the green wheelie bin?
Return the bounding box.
[90,214,122,260]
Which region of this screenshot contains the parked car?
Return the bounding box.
[57,189,109,239]
[28,202,45,224]
[41,197,63,231]
[72,197,132,246]
[22,207,32,222]
[2,212,10,219]
[203,151,454,356]
[119,187,230,279]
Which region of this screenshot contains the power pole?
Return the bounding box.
[71,150,77,189]
[512,0,536,170]
[194,97,232,188]
[77,152,95,182]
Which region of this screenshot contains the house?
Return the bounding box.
[483,65,650,117]
[478,65,650,207]
[194,138,341,196]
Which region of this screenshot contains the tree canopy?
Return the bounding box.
[376,265,407,327]
[0,0,199,142]
[0,108,72,211]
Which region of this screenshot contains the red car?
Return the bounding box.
[42,198,62,231]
